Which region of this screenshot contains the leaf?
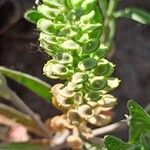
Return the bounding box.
[98,0,109,17]
[104,135,135,150]
[140,132,150,150]
[0,142,50,150]
[115,8,150,24]
[0,73,11,100]
[0,66,51,102]
[128,100,150,144]
[24,10,44,24]
[0,103,43,136]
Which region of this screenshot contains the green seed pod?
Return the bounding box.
[78,58,97,71]
[60,40,80,50]
[42,0,62,8]
[83,38,100,54]
[104,77,120,92]
[37,4,59,19]
[72,72,88,84]
[84,90,102,101]
[80,10,95,24]
[82,23,101,33]
[81,0,96,12]
[60,26,77,37]
[97,94,117,107]
[77,104,93,119]
[66,82,82,92]
[43,61,69,79]
[69,0,83,8]
[37,18,56,34]
[88,76,107,90]
[104,63,115,77]
[93,59,110,76]
[91,44,108,60]
[75,33,89,43]
[54,52,73,64]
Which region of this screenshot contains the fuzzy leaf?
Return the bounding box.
[0,66,51,102]
[115,8,150,24]
[104,136,135,150]
[128,100,150,144]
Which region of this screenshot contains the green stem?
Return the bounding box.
[100,0,119,48]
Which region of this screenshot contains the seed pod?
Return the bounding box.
[66,135,83,150]
[83,38,100,54]
[77,104,93,119]
[93,59,110,76]
[37,18,56,34]
[88,76,107,90]
[42,0,62,8]
[72,72,88,84]
[54,52,73,64]
[84,90,102,101]
[91,44,108,60]
[81,0,96,12]
[97,94,117,107]
[50,116,66,132]
[80,10,95,23]
[67,109,82,125]
[69,0,83,8]
[37,4,60,19]
[88,114,111,126]
[60,40,80,50]
[59,87,75,98]
[66,82,82,92]
[78,58,97,71]
[104,77,120,92]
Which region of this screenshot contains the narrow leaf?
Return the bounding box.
[0,103,42,136]
[115,8,150,24]
[0,66,51,102]
[0,142,50,150]
[128,100,150,143]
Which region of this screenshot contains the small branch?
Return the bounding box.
[92,120,127,136]
[8,88,52,139]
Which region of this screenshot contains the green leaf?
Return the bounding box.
[104,135,134,150]
[115,8,150,24]
[128,100,150,144]
[140,132,150,150]
[98,0,109,17]
[0,142,50,150]
[24,10,44,24]
[0,66,51,102]
[0,73,11,100]
[0,103,42,136]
